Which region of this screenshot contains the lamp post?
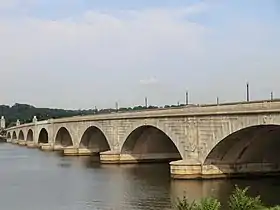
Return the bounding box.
[185,91,189,105]
[115,102,119,111]
[246,82,250,102]
[144,97,148,108]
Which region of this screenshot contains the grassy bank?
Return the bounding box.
[175,185,280,210]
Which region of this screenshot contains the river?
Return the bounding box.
[0,143,280,210]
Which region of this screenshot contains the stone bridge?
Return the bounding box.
[5,100,280,179]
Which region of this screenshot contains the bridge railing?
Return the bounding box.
[5,99,280,130]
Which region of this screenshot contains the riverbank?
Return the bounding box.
[175,185,280,210]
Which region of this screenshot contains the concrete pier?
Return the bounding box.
[11,139,18,144]
[63,147,78,156]
[26,141,37,148]
[62,147,80,156]
[18,140,26,146]
[100,151,120,164]
[119,153,181,163]
[77,148,94,156]
[63,148,96,156]
[99,152,181,164]
[39,143,53,151]
[170,160,280,179]
[53,145,64,151]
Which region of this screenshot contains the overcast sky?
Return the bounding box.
[0,0,280,109]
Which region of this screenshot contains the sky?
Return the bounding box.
[0,0,280,109]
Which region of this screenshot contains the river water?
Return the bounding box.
[1,143,280,210]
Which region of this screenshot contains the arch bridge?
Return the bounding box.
[6,100,280,179]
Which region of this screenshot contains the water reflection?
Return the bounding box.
[0,143,280,210]
[170,177,280,207]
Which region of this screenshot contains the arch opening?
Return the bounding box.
[38,128,48,144]
[55,127,73,147]
[7,132,11,139]
[26,129,33,142]
[205,124,280,165]
[18,130,24,140]
[79,126,110,153]
[12,131,17,140]
[121,125,182,163]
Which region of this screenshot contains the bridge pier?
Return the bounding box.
[18,140,26,146]
[63,148,98,156]
[39,143,53,151]
[170,160,203,179]
[100,151,120,164]
[119,153,181,163]
[53,145,64,151]
[63,147,78,156]
[77,148,95,156]
[99,152,181,164]
[170,160,280,179]
[11,139,18,144]
[26,141,37,148]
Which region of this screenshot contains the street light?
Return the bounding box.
[144,97,148,108]
[115,102,119,111]
[271,92,274,101]
[246,82,250,102]
[185,91,189,105]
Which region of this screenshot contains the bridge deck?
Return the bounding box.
[6,99,280,130]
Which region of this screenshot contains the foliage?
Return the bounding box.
[195,198,221,210]
[175,196,221,210]
[0,102,191,128]
[175,185,280,210]
[0,103,96,127]
[228,185,263,210]
[267,207,280,210]
[175,195,196,210]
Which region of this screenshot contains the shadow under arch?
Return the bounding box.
[18,130,24,140]
[79,126,110,153]
[38,128,48,144]
[121,125,182,163]
[12,131,17,140]
[26,129,33,142]
[54,127,73,147]
[204,124,280,165]
[7,132,11,139]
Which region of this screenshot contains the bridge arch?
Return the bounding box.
[204,124,280,165]
[54,127,73,147]
[7,132,11,139]
[26,129,33,142]
[79,126,110,152]
[121,125,182,162]
[12,131,17,140]
[38,128,48,144]
[18,130,24,140]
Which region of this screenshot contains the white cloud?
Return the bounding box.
[0,5,208,108]
[0,2,279,109]
[140,77,158,85]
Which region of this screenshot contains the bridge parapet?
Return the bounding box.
[49,100,280,124]
[6,100,280,131]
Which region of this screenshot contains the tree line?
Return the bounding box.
[0,103,187,128]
